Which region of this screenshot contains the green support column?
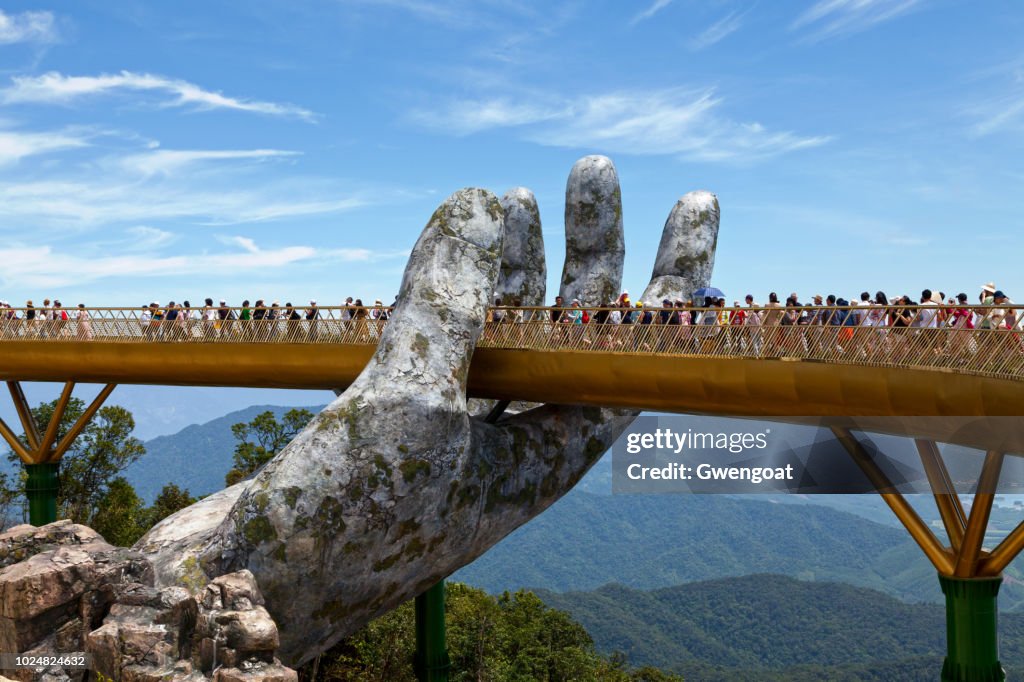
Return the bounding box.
[25,462,60,526]
[414,581,450,682]
[939,574,1005,682]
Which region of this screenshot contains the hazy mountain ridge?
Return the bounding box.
[536,574,1024,679]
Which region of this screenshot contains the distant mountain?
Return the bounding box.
[536,574,1024,680]
[125,403,325,502]
[454,489,946,604]
[0,384,334,441]
[455,486,1024,611]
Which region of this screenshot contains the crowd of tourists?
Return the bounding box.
[0,297,395,341]
[524,282,1018,331]
[0,283,1018,352]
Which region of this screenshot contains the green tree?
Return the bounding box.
[5,398,146,529]
[0,470,24,528]
[304,582,682,681]
[91,477,147,546]
[225,409,314,485]
[145,483,197,529]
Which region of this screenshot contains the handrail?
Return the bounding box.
[1,305,1023,382]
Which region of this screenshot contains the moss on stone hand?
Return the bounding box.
[242,515,278,546]
[399,458,431,482]
[283,487,302,509]
[177,556,208,593]
[412,333,430,360]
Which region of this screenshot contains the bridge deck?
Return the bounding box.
[1,307,1023,418]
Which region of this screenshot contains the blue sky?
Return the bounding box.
[1,0,1023,308]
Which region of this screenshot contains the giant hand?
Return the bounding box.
[135,155,721,665]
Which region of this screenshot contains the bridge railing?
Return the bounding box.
[1,305,1023,380]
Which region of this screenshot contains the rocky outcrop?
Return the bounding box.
[0,521,149,681]
[0,523,294,682]
[86,570,294,682]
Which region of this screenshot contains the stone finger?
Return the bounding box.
[495,187,546,307]
[560,155,624,307]
[641,190,720,303]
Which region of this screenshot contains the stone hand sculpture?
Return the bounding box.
[130,155,721,667]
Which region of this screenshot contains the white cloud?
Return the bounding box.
[688,10,745,51]
[961,57,1024,137]
[410,99,565,135]
[968,95,1024,137]
[118,149,300,177]
[0,177,368,228]
[413,88,831,162]
[0,9,57,45]
[339,0,547,30]
[630,0,674,26]
[0,129,87,165]
[0,71,316,121]
[0,236,405,289]
[791,0,921,42]
[126,226,177,248]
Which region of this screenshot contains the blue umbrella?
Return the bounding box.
[693,286,725,299]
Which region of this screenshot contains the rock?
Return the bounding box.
[53,618,82,652]
[216,608,278,654]
[496,187,545,306]
[212,571,264,610]
[560,155,624,306]
[0,521,106,570]
[644,190,720,303]
[85,571,291,682]
[213,662,297,682]
[0,537,149,654]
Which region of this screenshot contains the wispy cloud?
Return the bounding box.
[0,9,58,45]
[0,71,316,121]
[413,88,831,162]
[410,99,565,135]
[339,0,546,30]
[630,0,674,26]
[962,56,1024,137]
[791,0,921,42]
[0,232,406,288]
[118,148,300,177]
[0,128,88,165]
[0,136,366,227]
[0,178,367,228]
[968,95,1024,137]
[688,10,746,51]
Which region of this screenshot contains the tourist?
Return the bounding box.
[305,300,320,341]
[76,304,92,340]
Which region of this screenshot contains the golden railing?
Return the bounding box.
[1,305,1023,381]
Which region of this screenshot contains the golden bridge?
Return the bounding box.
[2,304,1024,681]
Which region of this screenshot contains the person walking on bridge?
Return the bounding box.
[76,304,92,341]
[217,299,235,338]
[202,298,217,340]
[306,300,321,342]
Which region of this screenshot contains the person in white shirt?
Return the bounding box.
[917,289,940,328]
[140,305,153,339]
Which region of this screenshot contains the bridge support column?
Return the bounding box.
[25,462,61,526]
[832,429,1019,681]
[414,581,450,682]
[940,574,1004,682]
[0,381,116,526]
